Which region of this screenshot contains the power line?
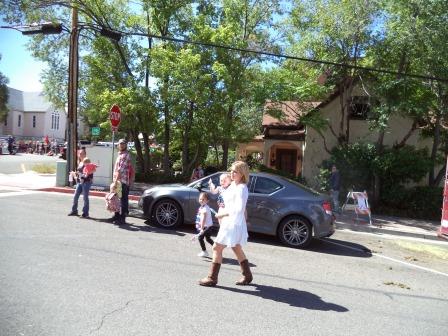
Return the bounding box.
[122,30,448,83]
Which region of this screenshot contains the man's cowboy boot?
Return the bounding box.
[199,263,221,287]
[235,259,253,285]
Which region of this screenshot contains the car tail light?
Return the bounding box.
[323,201,332,215]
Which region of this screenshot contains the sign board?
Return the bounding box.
[91,127,100,136]
[109,104,121,132]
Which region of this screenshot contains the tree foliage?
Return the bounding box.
[0,55,9,122]
[0,0,446,195]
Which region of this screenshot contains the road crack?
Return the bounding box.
[89,300,134,335]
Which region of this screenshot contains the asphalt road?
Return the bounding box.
[1,191,447,336]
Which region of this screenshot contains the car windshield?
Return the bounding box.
[278,176,321,196]
[187,172,222,189]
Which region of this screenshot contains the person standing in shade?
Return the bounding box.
[108,139,132,225]
[330,165,341,213]
[78,146,87,164]
[68,157,94,218]
[190,164,204,182]
[199,161,252,287]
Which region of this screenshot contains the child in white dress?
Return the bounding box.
[199,161,252,287]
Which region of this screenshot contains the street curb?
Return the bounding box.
[335,221,443,242]
[37,187,140,201]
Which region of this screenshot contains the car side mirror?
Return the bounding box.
[194,183,202,190]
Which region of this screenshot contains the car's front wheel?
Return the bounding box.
[152,199,183,229]
[278,216,312,248]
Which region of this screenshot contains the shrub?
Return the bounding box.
[31,164,56,174]
[378,186,442,220]
[135,171,186,184]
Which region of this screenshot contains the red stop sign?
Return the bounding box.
[109,104,121,130]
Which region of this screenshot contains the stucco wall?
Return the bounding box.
[302,95,433,186]
[23,112,45,137]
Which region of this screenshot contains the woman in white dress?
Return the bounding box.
[199,161,253,287]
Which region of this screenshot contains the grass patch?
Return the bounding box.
[30,164,56,174]
[395,241,448,260]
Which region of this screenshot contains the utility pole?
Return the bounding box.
[66,6,79,180]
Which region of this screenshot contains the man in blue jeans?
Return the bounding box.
[330,165,341,213]
[107,139,133,225]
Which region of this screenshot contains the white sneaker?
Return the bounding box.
[197,251,209,257]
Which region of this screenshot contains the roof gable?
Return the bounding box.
[263,101,320,127]
[7,87,52,112]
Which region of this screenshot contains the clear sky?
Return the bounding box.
[0,17,45,92]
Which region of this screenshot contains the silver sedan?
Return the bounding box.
[138,172,335,248]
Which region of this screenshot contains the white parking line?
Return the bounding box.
[322,238,448,278]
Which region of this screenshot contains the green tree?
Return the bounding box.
[0,55,9,122]
[288,0,381,146]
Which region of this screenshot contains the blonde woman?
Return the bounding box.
[199,161,253,287]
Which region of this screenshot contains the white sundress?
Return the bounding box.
[215,182,249,247]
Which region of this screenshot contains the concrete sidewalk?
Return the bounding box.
[1,172,446,242]
[334,212,445,242]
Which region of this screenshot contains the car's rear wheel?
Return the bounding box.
[152,199,183,229]
[277,216,312,248]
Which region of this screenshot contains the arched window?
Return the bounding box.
[51,111,60,130]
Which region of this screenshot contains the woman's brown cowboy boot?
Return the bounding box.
[199,263,221,287]
[235,259,253,285]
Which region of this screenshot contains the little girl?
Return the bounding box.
[195,192,214,257]
[105,181,121,214]
[209,173,231,224]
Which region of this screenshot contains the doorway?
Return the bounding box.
[275,149,297,176]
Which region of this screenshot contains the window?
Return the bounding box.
[18,115,22,127]
[33,115,36,128]
[51,111,60,130]
[349,96,370,120]
[253,177,282,194]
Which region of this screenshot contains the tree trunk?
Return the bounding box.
[182,101,195,176]
[434,164,446,187]
[221,105,234,169]
[142,132,151,172]
[163,103,171,175]
[131,129,144,174]
[373,128,386,207]
[394,120,417,149]
[429,115,442,186]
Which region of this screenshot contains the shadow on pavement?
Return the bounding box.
[91,217,186,236]
[243,232,372,258]
[218,284,348,312]
[309,238,372,258]
[92,218,371,258]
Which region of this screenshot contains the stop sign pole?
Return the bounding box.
[109,104,121,181]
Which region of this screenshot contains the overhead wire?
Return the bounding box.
[116,30,448,83]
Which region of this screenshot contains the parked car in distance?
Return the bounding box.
[138,172,335,248]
